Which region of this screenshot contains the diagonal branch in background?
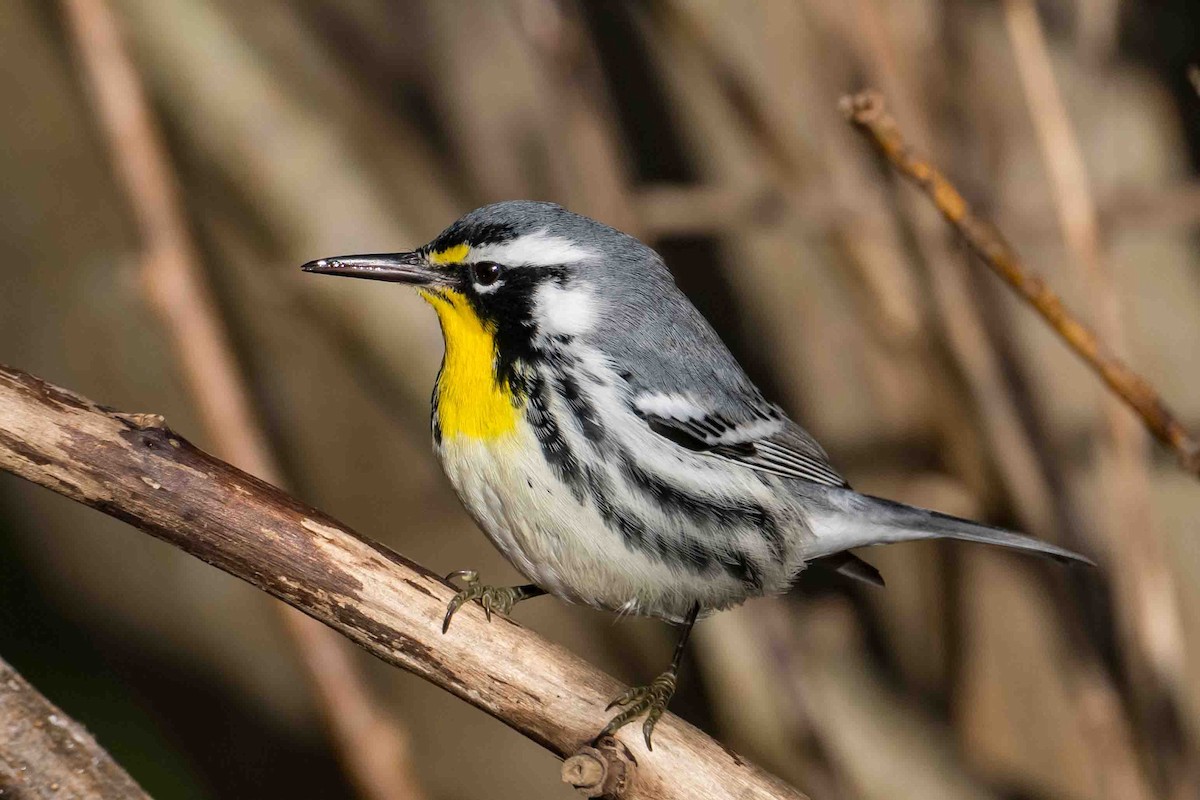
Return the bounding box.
[842,90,1200,478]
[55,2,424,798]
[1,654,152,799]
[0,365,808,800]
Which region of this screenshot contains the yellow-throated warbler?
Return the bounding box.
[303,201,1091,748]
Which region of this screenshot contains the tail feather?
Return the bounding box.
[804,490,1094,567]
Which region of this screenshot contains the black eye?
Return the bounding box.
[471,261,502,287]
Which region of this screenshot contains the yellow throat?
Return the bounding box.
[421,288,520,441]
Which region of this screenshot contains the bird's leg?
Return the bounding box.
[597,603,699,751]
[441,570,546,633]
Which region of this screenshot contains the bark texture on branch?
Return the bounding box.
[0,365,806,800]
[0,654,152,799]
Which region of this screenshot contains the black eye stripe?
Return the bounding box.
[472,261,503,286]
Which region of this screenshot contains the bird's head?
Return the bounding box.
[302,201,665,353]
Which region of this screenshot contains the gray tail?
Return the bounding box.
[805,490,1093,567]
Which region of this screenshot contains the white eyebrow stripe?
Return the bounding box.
[468,229,596,267]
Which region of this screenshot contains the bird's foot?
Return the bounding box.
[441,570,529,633]
[597,670,677,750]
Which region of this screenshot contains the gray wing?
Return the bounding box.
[594,267,877,580]
[590,249,847,487]
[632,393,849,488]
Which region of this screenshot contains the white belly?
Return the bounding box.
[435,423,770,621]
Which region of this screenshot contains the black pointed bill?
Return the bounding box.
[300,252,445,286]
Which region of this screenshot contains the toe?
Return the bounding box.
[605,688,640,711]
[599,707,635,739]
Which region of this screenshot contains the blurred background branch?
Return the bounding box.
[56,1,426,798]
[843,83,1199,799]
[1,654,151,799]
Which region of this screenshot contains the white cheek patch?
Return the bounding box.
[469,229,596,267]
[633,392,706,421]
[535,283,596,337]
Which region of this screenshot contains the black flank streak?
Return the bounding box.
[620,457,772,587]
[557,372,605,444]
[584,458,766,587]
[525,374,586,502]
[586,466,652,551]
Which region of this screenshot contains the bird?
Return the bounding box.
[302,201,1091,749]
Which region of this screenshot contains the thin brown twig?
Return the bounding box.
[1004,0,1142,415]
[1,654,153,799]
[826,0,1064,537]
[0,365,809,800]
[842,90,1200,477]
[57,2,426,798]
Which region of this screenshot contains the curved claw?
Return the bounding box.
[604,688,637,712]
[441,593,469,634]
[643,705,666,751]
[445,569,479,586]
[442,570,482,633]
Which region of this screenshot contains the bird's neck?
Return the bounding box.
[421,289,522,441]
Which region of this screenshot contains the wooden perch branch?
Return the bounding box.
[0,365,806,800]
[0,654,151,799]
[841,90,1200,477]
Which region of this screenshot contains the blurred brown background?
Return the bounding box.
[2,1,1199,798]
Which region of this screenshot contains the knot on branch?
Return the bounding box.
[114,411,168,430]
[562,736,635,797]
[837,89,885,124]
